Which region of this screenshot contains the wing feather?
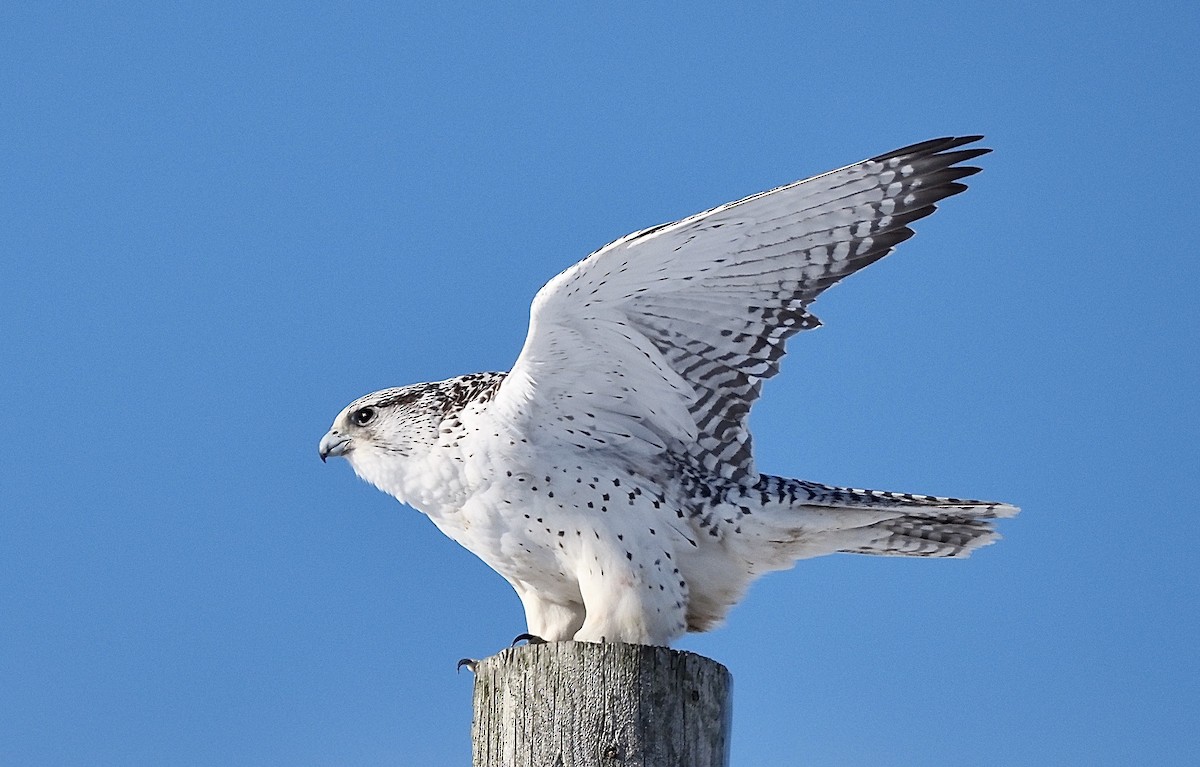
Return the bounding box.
[491,137,990,482]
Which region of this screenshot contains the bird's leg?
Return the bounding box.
[572,549,688,645]
[513,588,586,642]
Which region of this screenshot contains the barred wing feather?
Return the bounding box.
[491,137,990,484]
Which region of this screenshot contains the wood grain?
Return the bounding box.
[470,642,731,767]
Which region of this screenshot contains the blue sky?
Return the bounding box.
[2,2,1197,765]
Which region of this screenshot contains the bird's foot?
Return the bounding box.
[459,634,547,672]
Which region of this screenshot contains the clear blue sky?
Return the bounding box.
[2,3,1196,765]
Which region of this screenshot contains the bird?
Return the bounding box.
[319,136,1018,647]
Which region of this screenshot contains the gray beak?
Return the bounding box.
[319,431,352,462]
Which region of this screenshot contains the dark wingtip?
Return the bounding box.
[870,135,990,163]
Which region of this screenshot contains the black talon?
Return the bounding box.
[511,633,547,646]
[456,658,478,674]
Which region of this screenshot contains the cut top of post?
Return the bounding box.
[470,642,732,767]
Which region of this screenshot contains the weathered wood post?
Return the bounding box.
[469,641,732,767]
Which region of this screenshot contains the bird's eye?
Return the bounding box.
[352,407,377,426]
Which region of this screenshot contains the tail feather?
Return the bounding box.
[781,477,1020,519]
[681,472,1019,633]
[749,475,1019,561]
[836,516,1000,558]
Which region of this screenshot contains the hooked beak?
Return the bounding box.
[318,431,352,462]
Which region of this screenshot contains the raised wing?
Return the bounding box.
[490,137,990,484]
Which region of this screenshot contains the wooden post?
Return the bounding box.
[469,641,732,767]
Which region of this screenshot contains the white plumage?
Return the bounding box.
[319,136,1018,646]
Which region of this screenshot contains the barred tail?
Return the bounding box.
[832,513,1003,557]
[752,475,1020,560]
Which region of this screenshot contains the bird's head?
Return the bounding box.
[320,373,506,504]
[318,383,449,493]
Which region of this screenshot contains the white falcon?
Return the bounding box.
[319,136,1018,647]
